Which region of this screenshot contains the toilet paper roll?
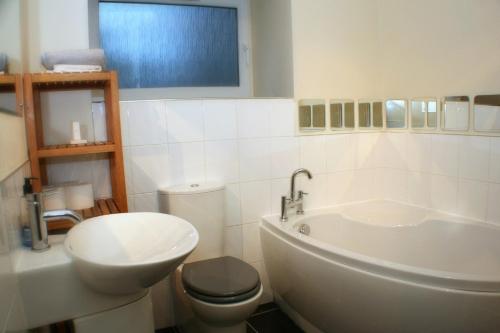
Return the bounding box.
[65,183,94,210]
[42,186,66,210]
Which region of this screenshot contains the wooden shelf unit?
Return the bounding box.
[23,71,128,216]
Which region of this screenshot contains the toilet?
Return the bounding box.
[159,183,262,333]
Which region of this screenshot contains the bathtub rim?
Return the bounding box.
[261,204,500,293]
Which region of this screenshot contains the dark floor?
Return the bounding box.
[156,302,304,333]
[247,303,304,333]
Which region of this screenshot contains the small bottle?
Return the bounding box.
[21,225,32,248]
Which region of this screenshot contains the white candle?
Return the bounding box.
[70,121,87,144]
[72,121,81,141]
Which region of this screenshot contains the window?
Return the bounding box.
[385,99,407,128]
[410,99,437,129]
[91,0,251,98]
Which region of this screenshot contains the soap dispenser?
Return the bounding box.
[22,177,46,249]
[21,177,36,248]
[23,177,35,196]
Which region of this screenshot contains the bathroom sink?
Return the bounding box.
[65,212,199,295]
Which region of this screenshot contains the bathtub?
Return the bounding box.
[260,200,500,333]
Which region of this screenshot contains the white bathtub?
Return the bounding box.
[260,200,500,333]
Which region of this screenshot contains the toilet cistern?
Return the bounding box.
[280,168,313,222]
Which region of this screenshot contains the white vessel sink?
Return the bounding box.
[65,212,199,295]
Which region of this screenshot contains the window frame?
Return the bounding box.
[88,0,252,100]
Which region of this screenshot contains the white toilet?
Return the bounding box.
[159,183,262,333]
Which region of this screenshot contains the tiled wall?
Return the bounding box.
[42,97,500,327]
[0,164,29,333]
[119,98,384,305]
[377,133,500,223]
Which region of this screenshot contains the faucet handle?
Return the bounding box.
[298,190,308,199]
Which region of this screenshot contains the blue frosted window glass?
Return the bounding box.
[99,2,239,88]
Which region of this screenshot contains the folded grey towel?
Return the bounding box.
[41,49,106,70]
[0,53,7,72]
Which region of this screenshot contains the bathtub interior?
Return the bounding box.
[285,200,500,278]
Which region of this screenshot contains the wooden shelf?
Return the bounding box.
[30,72,113,90]
[37,141,116,158]
[0,75,17,85]
[48,198,121,233]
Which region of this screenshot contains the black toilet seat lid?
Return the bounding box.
[182,256,261,299]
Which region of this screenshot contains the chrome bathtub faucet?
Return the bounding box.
[24,178,83,251]
[280,168,313,222]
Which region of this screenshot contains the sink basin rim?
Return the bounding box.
[64,212,199,268]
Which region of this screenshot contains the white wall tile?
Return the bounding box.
[129,145,169,193]
[326,134,355,172]
[457,179,488,221]
[430,174,458,213]
[224,225,243,259]
[381,133,408,170]
[0,165,29,333]
[408,172,432,208]
[406,134,432,173]
[237,100,271,138]
[168,142,205,185]
[350,169,376,202]
[242,222,263,262]
[166,100,204,143]
[132,192,159,212]
[270,178,289,214]
[372,168,385,199]
[383,169,408,202]
[119,104,130,147]
[354,133,381,169]
[225,183,242,226]
[299,135,327,174]
[126,101,167,146]
[269,100,296,137]
[431,134,460,177]
[458,136,490,181]
[327,171,354,205]
[487,183,500,223]
[127,195,135,212]
[489,137,500,183]
[298,173,329,209]
[238,139,271,182]
[240,181,271,223]
[123,148,133,195]
[205,140,239,183]
[270,137,300,179]
[203,100,237,140]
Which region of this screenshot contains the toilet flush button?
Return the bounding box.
[190,184,200,188]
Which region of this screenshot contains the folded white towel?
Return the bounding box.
[41,49,106,70]
[50,64,102,73]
